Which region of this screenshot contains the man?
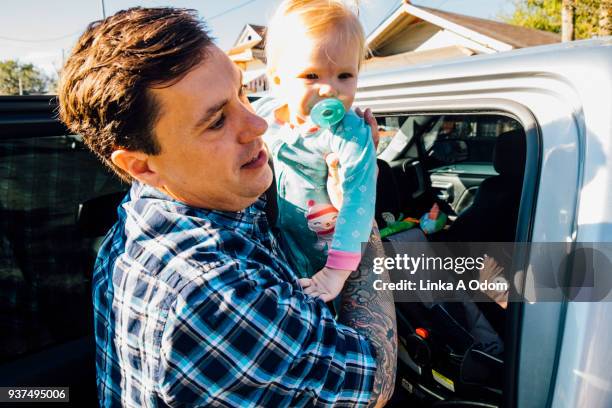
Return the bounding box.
[59,8,396,408]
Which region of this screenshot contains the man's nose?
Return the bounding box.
[318,83,338,98]
[238,106,268,143]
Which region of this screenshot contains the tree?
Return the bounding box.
[562,0,575,42]
[0,60,50,95]
[600,0,612,36]
[503,0,611,40]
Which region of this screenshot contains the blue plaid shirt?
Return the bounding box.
[93,182,376,407]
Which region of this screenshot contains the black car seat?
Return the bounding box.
[434,129,526,243]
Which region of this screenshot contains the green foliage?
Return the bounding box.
[505,0,562,33]
[0,60,51,95]
[502,0,605,39]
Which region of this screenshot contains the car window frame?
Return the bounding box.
[362,99,542,408]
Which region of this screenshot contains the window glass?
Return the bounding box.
[0,134,126,362]
[376,116,403,155]
[375,113,521,166]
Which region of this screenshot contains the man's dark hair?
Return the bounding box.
[59,7,213,181]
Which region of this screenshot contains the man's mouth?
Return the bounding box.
[241,148,267,169]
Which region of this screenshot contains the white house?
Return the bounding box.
[227,24,269,94]
[364,1,559,72]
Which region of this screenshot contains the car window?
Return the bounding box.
[374,112,526,219]
[376,116,405,155]
[376,113,522,167]
[425,115,521,166]
[0,133,126,362]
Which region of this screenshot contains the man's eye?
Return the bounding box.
[339,73,353,79]
[209,114,225,130]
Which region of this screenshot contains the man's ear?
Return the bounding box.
[111,149,161,186]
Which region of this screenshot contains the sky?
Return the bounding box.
[0,0,514,77]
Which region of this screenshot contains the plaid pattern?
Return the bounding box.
[93,182,376,407]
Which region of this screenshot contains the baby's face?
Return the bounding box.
[272,32,359,125]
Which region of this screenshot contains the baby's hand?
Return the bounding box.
[355,107,379,149]
[298,267,352,302]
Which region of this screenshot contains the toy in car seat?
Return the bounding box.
[380,212,420,239]
[381,212,397,226]
[310,98,345,128]
[419,203,447,234]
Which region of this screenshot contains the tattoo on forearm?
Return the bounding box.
[339,228,397,407]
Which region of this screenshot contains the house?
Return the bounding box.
[227,1,560,90]
[227,24,269,94]
[364,0,559,72]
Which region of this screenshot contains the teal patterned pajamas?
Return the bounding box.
[254,97,377,278]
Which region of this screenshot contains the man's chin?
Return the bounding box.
[254,165,274,196]
[239,165,273,203]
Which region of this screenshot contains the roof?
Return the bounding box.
[228,23,267,57]
[228,24,267,56]
[249,24,266,38]
[248,24,267,50]
[363,45,475,72]
[418,6,560,49]
[367,2,559,53]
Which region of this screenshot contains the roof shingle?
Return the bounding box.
[419,6,560,48]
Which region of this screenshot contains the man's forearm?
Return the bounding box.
[338,228,397,407]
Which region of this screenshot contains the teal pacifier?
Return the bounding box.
[310,98,345,128]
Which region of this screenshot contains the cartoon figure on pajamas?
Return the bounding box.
[306,200,338,249]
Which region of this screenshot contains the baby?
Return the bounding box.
[254,0,376,301]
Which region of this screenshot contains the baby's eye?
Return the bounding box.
[302,73,318,80]
[209,114,225,130]
[338,72,353,80]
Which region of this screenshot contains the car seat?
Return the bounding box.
[433,129,526,243]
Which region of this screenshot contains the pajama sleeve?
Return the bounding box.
[326,111,377,271]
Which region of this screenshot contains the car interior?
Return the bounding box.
[374,112,527,407]
[0,98,528,407]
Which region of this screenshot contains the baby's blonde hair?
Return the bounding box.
[265,0,366,76]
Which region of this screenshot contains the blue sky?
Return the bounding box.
[0,0,513,76]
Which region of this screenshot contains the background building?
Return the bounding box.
[227,24,268,94]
